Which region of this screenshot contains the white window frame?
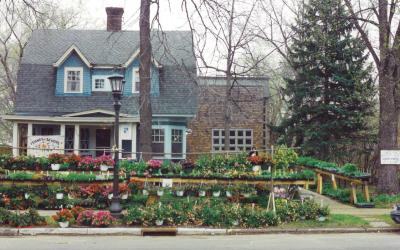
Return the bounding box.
[132,67,140,93]
[211,128,253,152]
[92,76,111,92]
[64,67,83,93]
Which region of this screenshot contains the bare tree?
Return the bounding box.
[342,0,400,193]
[139,0,153,161]
[0,0,82,144]
[182,0,269,151]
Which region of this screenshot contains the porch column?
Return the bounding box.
[183,128,187,159]
[12,123,19,156]
[74,124,80,155]
[27,123,33,156]
[60,124,65,154]
[131,123,137,160]
[164,127,172,159]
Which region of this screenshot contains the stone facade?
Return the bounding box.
[187,77,269,158]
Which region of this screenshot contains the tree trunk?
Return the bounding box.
[377,53,400,193]
[139,0,152,161]
[224,73,231,151]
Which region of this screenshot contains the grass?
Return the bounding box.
[280,214,369,228]
[373,214,400,227]
[373,194,400,208]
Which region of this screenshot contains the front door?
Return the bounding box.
[95,129,111,157]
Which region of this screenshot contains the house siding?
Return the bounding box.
[55,52,91,96]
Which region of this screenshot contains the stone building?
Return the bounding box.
[187,76,270,158]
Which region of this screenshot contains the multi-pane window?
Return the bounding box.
[171,129,183,158]
[65,68,82,93]
[152,129,165,157]
[212,129,253,152]
[95,79,105,89]
[133,68,140,93]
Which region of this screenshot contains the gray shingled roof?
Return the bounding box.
[15,29,198,117]
[22,29,195,67]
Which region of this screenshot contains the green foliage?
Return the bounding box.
[373,194,400,208]
[275,0,376,160]
[273,145,298,169]
[0,207,11,224]
[7,172,34,180]
[8,209,46,227]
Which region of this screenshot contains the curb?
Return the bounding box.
[1,227,399,236]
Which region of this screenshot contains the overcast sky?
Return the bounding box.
[63,0,189,30]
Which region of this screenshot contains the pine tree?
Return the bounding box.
[276,0,376,160]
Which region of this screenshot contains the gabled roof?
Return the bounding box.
[62,109,131,118]
[22,29,195,67]
[122,48,162,68]
[53,45,91,68]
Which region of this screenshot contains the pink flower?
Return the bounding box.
[147,159,162,169]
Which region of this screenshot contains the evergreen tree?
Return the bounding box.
[276,0,376,160]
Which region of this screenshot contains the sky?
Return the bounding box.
[62,0,190,30]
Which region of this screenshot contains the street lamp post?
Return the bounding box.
[108,75,125,216]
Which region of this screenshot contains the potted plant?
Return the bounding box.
[48,153,65,171]
[174,185,186,197]
[77,210,94,226]
[55,187,65,200]
[210,184,223,197]
[154,204,169,226]
[91,211,115,227]
[239,185,255,198]
[157,187,165,197]
[248,155,264,173]
[119,183,129,200]
[52,209,74,228]
[95,155,114,172]
[198,185,207,197]
[147,159,162,174]
[226,185,238,198]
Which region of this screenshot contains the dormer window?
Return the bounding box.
[92,76,111,91]
[64,67,83,93]
[132,67,140,93]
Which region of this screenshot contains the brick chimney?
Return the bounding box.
[106,7,124,32]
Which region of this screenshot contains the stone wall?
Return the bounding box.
[187,82,268,158]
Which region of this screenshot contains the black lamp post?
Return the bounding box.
[108,75,125,216]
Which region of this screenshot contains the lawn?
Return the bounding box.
[279,214,369,228]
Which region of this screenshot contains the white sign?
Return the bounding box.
[27,136,64,157]
[162,179,173,188]
[120,124,132,140]
[381,150,400,165]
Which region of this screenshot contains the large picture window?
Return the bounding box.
[212,129,253,152]
[64,67,83,93]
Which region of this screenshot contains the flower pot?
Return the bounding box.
[226,191,232,197]
[212,191,221,197]
[58,221,69,228]
[100,165,109,172]
[121,193,129,200]
[317,216,326,222]
[242,193,251,198]
[176,190,184,197]
[157,190,164,197]
[155,220,164,226]
[24,193,30,199]
[108,193,113,200]
[51,164,60,171]
[232,220,239,226]
[95,175,106,181]
[142,190,149,196]
[252,165,261,172]
[56,193,64,200]
[68,193,74,199]
[198,190,206,197]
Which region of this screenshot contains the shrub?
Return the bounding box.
[71,206,86,219]
[260,210,280,226]
[9,209,46,227]
[77,210,94,226]
[0,207,11,224]
[52,209,74,223]
[124,207,143,225]
[91,211,115,227]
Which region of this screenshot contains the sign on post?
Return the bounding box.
[27,136,64,157]
[380,150,400,165]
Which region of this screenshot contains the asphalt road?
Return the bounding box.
[1,233,400,250]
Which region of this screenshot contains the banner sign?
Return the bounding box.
[380,150,400,165]
[27,136,64,157]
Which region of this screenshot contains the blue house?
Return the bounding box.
[3,7,197,160]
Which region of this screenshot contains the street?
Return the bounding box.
[1,233,399,250]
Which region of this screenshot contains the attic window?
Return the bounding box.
[64,67,83,93]
[92,76,111,92]
[132,67,140,93]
